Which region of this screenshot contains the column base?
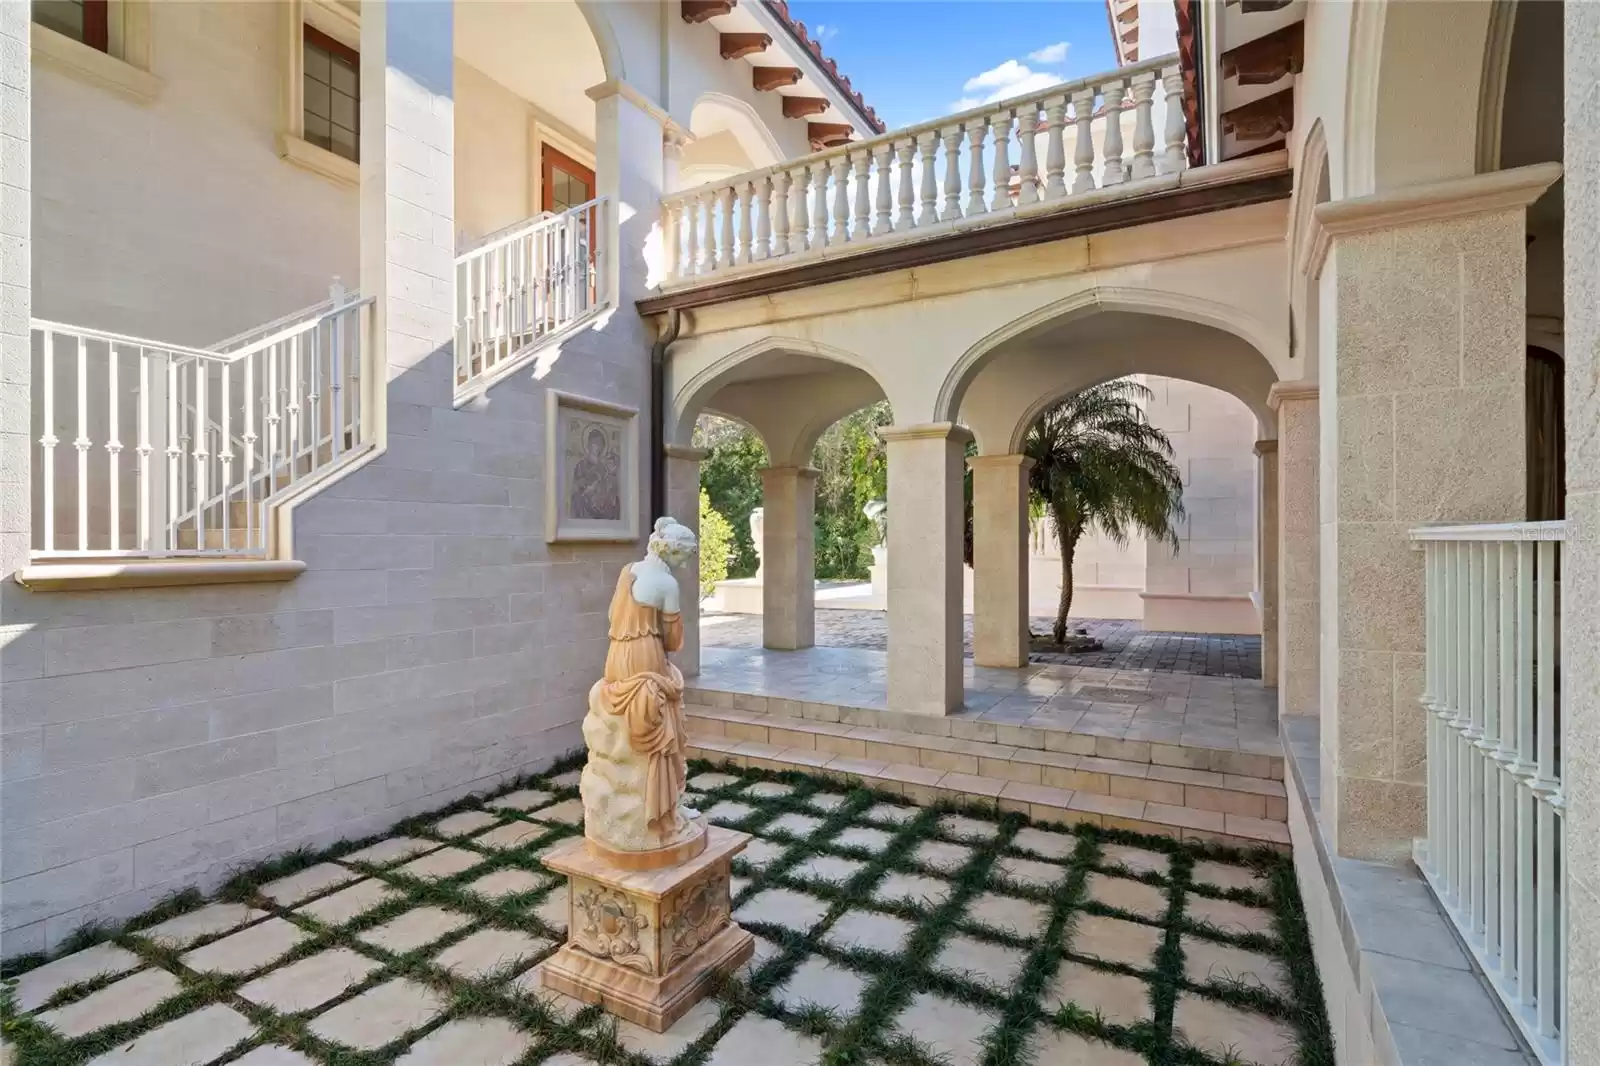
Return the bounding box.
[541,825,754,1033]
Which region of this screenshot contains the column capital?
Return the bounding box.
[966,453,1036,472]
[1312,161,1562,240]
[1253,439,1279,457]
[585,78,673,128]
[878,422,975,446]
[664,444,709,462]
[1266,380,1318,410]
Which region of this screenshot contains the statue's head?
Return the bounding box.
[647,516,698,569]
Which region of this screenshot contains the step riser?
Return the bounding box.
[686,738,1288,854]
[684,688,1283,781]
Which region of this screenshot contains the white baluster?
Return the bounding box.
[1043,94,1068,200]
[753,177,771,261]
[737,181,754,265]
[873,143,895,235]
[1162,67,1189,174]
[1016,104,1040,205]
[917,130,940,226]
[662,198,680,280]
[699,191,717,274]
[941,125,964,221]
[1131,73,1158,180]
[831,155,851,245]
[1072,88,1097,193]
[39,330,56,552]
[191,357,207,547]
[896,139,921,232]
[717,186,735,269]
[329,310,343,464]
[811,161,830,249]
[683,196,700,277]
[219,356,233,548]
[965,117,989,217]
[75,336,90,552]
[792,165,811,252]
[852,149,872,238]
[106,343,121,551]
[990,109,1013,212]
[1102,80,1128,185]
[772,170,792,257]
[136,348,152,552]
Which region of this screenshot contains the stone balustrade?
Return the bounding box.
[660,54,1187,286]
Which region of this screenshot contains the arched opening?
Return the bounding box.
[676,93,786,192]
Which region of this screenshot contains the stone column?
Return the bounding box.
[586,81,671,312]
[1268,383,1319,716]
[1563,9,1600,1056]
[1253,439,1279,690]
[1316,163,1559,861]
[882,424,971,715]
[665,445,707,678]
[760,466,818,651]
[968,455,1033,668]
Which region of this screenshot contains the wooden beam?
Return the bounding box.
[719,32,770,59]
[808,122,854,150]
[1222,22,1304,85]
[753,66,803,92]
[681,0,734,25]
[782,96,830,119]
[1222,87,1295,141]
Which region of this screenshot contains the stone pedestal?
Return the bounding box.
[540,825,754,1032]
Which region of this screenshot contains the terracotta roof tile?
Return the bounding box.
[763,0,886,133]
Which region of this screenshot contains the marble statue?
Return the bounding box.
[748,507,764,579]
[580,516,703,854]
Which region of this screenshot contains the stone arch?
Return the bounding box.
[573,0,625,82]
[934,285,1283,428]
[1290,119,1332,376]
[682,92,786,183]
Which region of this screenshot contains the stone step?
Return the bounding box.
[685,702,1286,817]
[684,729,1290,852]
[682,686,1284,780]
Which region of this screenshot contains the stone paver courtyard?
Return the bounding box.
[702,611,1264,679]
[2,760,1328,1066]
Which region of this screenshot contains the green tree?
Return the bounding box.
[1024,380,1185,644]
[697,489,735,599]
[809,402,891,580]
[696,417,768,577]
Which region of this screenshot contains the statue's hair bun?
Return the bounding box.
[654,516,673,535]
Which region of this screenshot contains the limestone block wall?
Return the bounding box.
[0,5,657,956]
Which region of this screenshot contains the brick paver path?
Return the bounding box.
[3,762,1323,1065]
[702,610,1264,679]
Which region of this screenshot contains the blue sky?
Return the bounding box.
[785,1,1119,129]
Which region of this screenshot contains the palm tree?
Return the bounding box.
[1024,380,1186,644]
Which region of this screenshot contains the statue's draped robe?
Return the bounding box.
[599,566,687,833]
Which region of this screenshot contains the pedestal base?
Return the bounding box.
[540,824,754,1033]
[541,923,754,1031]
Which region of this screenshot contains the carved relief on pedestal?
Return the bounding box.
[661,866,731,972]
[571,878,655,975]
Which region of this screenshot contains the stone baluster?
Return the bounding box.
[852,148,873,237]
[791,165,811,252]
[919,131,941,225]
[1015,104,1040,205]
[737,180,755,264]
[683,196,699,276]
[772,170,792,257]
[965,117,989,217]
[699,190,717,273]
[717,186,735,268]
[753,177,771,261]
[990,109,1012,211]
[811,161,829,248]
[940,124,964,221]
[1130,73,1158,180]
[662,197,680,279]
[830,155,852,244]
[1043,95,1068,200]
[1162,67,1189,174]
[874,142,896,235]
[1102,81,1127,185]
[1071,88,1097,194]
[896,138,918,231]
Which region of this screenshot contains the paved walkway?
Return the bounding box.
[2,763,1318,1066]
[695,646,1279,757]
[701,610,1264,680]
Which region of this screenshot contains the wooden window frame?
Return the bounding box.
[82,0,110,52]
[541,145,597,214]
[303,23,358,69]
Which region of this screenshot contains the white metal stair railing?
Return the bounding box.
[454,196,609,397]
[1412,521,1565,1065]
[661,53,1188,284]
[30,290,374,559]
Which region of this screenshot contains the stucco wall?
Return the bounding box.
[1,3,656,956]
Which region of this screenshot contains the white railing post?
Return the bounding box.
[1102,80,1128,185]
[1016,104,1040,206]
[1131,72,1158,180]
[874,142,896,236]
[851,147,872,239]
[829,154,851,245]
[964,116,989,217]
[149,350,170,555]
[772,172,792,257]
[1072,88,1098,194]
[1043,94,1068,200]
[1162,66,1189,175]
[990,108,1012,212]
[895,138,916,232]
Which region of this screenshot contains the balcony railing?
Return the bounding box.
[31,288,373,559]
[661,54,1187,285]
[1413,521,1565,1065]
[454,196,608,399]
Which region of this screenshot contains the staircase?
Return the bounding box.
[454,197,609,400]
[684,693,1289,850]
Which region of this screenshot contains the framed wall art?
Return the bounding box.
[546,390,639,543]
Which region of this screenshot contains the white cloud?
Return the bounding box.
[1029,41,1069,64]
[950,58,1065,111]
[811,22,839,41]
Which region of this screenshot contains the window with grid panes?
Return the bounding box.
[34,0,108,51]
[303,26,359,164]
